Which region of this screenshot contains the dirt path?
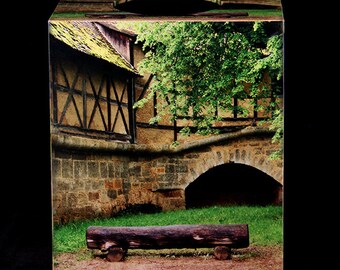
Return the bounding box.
[54,245,283,270]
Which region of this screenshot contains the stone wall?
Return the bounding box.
[51,126,282,224]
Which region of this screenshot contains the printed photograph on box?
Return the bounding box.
[49,1,284,269]
[51,0,283,19]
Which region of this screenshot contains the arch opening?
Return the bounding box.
[115,0,220,15]
[185,163,282,209]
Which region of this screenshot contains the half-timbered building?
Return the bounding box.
[49,19,283,223]
[49,21,139,143]
[49,20,282,145]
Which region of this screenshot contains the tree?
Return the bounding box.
[118,21,283,158]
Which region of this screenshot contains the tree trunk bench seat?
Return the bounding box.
[86,224,249,261]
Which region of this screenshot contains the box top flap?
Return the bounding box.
[50,0,283,21]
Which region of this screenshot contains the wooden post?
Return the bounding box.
[214,246,231,260]
[107,247,127,262]
[173,118,178,143]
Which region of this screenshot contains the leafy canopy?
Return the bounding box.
[118,21,283,157]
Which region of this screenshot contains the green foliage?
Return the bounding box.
[118,21,283,157]
[53,205,282,253]
[208,9,283,17]
[268,109,284,160]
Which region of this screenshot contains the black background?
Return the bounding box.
[1,0,333,269]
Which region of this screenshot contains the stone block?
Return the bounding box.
[67,193,77,208]
[104,179,113,189]
[176,165,188,173]
[62,160,73,178]
[100,162,108,178]
[235,149,240,160]
[165,164,175,173]
[159,189,184,198]
[185,153,200,159]
[140,182,153,190]
[74,179,85,190]
[107,189,117,199]
[108,162,115,178]
[129,165,141,177]
[92,179,102,190]
[85,180,92,191]
[115,165,122,178]
[159,173,177,183]
[121,166,129,178]
[258,157,265,165]
[52,159,61,178]
[169,198,186,209]
[241,149,246,160]
[53,193,63,209]
[123,181,131,192]
[141,163,152,177]
[216,151,222,160]
[74,161,87,179]
[88,162,99,178]
[77,192,88,205]
[89,192,100,201]
[156,167,165,174]
[152,182,160,191]
[113,179,123,189]
[168,158,180,164]
[57,181,70,191]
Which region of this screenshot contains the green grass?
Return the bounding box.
[209,9,283,17]
[53,205,282,254]
[50,12,86,19]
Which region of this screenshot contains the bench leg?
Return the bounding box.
[106,247,127,262]
[213,246,231,260]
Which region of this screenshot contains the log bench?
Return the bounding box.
[86,224,249,261]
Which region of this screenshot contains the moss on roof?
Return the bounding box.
[49,21,139,74]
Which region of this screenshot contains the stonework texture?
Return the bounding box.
[52,131,283,224]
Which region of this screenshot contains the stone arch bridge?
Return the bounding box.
[52,126,283,224]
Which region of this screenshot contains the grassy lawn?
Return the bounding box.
[53,205,282,254]
[50,12,86,19]
[209,9,282,17]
